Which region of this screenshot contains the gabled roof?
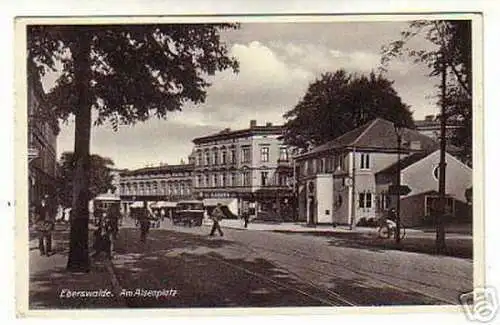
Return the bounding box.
[375,151,433,176]
[296,118,439,159]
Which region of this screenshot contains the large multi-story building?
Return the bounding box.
[118,163,194,214]
[192,120,294,219]
[415,114,461,140]
[28,61,59,207]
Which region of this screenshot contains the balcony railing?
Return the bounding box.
[277,158,291,167]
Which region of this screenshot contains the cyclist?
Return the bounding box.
[378,208,397,238]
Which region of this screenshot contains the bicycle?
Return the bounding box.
[377,219,406,240]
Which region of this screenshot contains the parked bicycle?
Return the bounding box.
[377,208,406,240]
[377,219,406,240]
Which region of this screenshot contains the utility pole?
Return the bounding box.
[436,49,447,254]
[395,131,402,244]
[350,148,356,230]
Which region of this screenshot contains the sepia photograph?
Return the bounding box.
[16,13,482,316]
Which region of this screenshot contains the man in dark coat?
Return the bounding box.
[108,204,120,240]
[209,203,224,237]
[34,196,54,256]
[92,215,113,259]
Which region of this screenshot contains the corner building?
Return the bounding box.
[119,164,194,214]
[27,62,59,207]
[192,120,294,220]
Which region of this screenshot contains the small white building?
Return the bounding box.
[294,118,471,227]
[376,150,472,226]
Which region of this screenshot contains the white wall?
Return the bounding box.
[401,151,472,202]
[316,174,334,223]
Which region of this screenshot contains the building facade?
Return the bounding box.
[295,118,441,226]
[28,62,59,207]
[192,120,294,220]
[415,115,461,140]
[118,164,194,214]
[376,150,472,227]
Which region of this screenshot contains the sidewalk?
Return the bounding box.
[29,223,124,309]
[204,218,355,232]
[203,218,472,259]
[207,218,472,239]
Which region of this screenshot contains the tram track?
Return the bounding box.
[113,224,467,307]
[238,242,462,305]
[203,253,357,306]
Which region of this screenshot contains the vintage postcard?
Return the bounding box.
[14,13,488,320]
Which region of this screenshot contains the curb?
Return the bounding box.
[103,259,128,307]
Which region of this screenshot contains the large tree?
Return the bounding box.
[57,152,116,209]
[27,24,239,271]
[380,20,472,166]
[282,70,414,152]
[380,20,472,253]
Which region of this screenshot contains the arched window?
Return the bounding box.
[213,148,219,165]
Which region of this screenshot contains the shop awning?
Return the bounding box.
[203,198,237,207]
[94,193,121,201]
[130,201,145,208]
[150,201,177,208]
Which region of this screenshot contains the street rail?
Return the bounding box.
[243,242,460,305]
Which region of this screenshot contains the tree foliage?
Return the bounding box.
[28,24,240,129]
[57,152,116,208]
[282,70,414,152]
[27,23,239,271]
[380,20,472,166]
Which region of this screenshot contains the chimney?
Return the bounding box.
[425,115,434,121]
[266,122,273,127]
[250,120,257,128]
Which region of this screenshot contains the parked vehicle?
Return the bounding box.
[92,195,121,226]
[173,200,205,227]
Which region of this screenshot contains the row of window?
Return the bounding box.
[358,191,390,209]
[196,171,290,188]
[195,146,289,166]
[122,172,191,180]
[300,154,347,176]
[299,153,372,177]
[120,182,191,196]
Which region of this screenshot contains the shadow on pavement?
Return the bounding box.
[325,276,448,306]
[111,227,454,308]
[111,228,348,308]
[29,225,123,309]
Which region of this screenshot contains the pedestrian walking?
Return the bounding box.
[34,195,55,256]
[209,203,224,237]
[243,212,249,229]
[160,208,166,222]
[138,209,151,243]
[242,204,250,229]
[108,204,120,240]
[92,215,113,259]
[153,209,161,228]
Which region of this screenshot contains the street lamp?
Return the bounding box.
[393,122,404,244]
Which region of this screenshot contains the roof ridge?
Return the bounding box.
[351,118,381,146]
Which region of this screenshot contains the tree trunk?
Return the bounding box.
[67,31,92,272]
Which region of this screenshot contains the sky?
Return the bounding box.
[51,21,441,170]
